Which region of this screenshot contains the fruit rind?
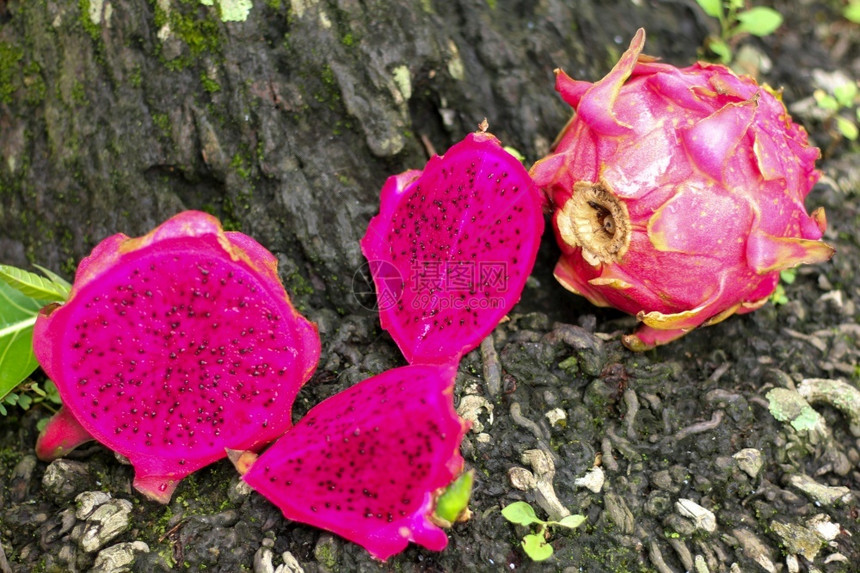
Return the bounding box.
[531,28,834,350]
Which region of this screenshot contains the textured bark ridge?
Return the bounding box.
[0,0,701,311]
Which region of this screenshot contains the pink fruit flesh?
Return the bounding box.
[360,131,545,364]
[241,363,469,561]
[531,29,834,349]
[33,210,321,503]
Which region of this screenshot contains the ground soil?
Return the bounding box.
[1,1,860,572]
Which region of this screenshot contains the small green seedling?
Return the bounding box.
[0,263,69,408]
[0,380,62,418]
[814,80,860,143]
[501,501,586,561]
[695,0,783,64]
[769,268,797,306]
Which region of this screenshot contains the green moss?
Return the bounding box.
[314,540,338,570]
[330,2,363,50]
[287,271,314,297]
[153,505,174,537]
[129,66,143,88]
[558,355,579,376]
[230,152,252,179]
[200,71,221,93]
[319,65,336,90]
[0,447,23,478]
[173,8,222,55]
[311,65,343,111]
[177,19,222,57]
[152,113,172,138]
[70,80,88,105]
[153,0,167,27]
[154,0,224,71]
[255,140,267,168]
[575,533,649,572]
[332,118,355,136]
[17,60,46,106]
[0,42,24,104]
[219,195,242,231]
[78,0,103,42]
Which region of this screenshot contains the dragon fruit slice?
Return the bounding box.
[360,129,545,364]
[235,363,470,561]
[531,28,834,350]
[33,211,321,503]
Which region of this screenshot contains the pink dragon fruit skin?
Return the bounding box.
[531,28,834,350]
[360,130,545,364]
[238,363,469,561]
[33,211,321,503]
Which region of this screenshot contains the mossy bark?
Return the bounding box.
[0,0,703,311]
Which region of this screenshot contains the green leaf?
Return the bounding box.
[555,514,587,529]
[833,82,858,108]
[0,264,70,302]
[17,393,32,410]
[43,380,62,405]
[37,415,51,432]
[522,533,553,561]
[32,264,72,291]
[734,7,783,37]
[707,38,732,64]
[845,2,860,23]
[836,116,859,141]
[770,283,788,306]
[502,501,542,526]
[779,268,797,285]
[814,90,840,111]
[0,280,44,402]
[695,0,723,19]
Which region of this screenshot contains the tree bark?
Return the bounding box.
[0,0,703,311]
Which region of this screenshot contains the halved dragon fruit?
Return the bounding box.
[234,363,470,561]
[33,211,320,503]
[360,129,545,364]
[531,28,835,350]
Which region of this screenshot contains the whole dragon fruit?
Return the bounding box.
[33,211,321,503]
[531,28,834,350]
[361,128,545,364]
[233,363,470,561]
